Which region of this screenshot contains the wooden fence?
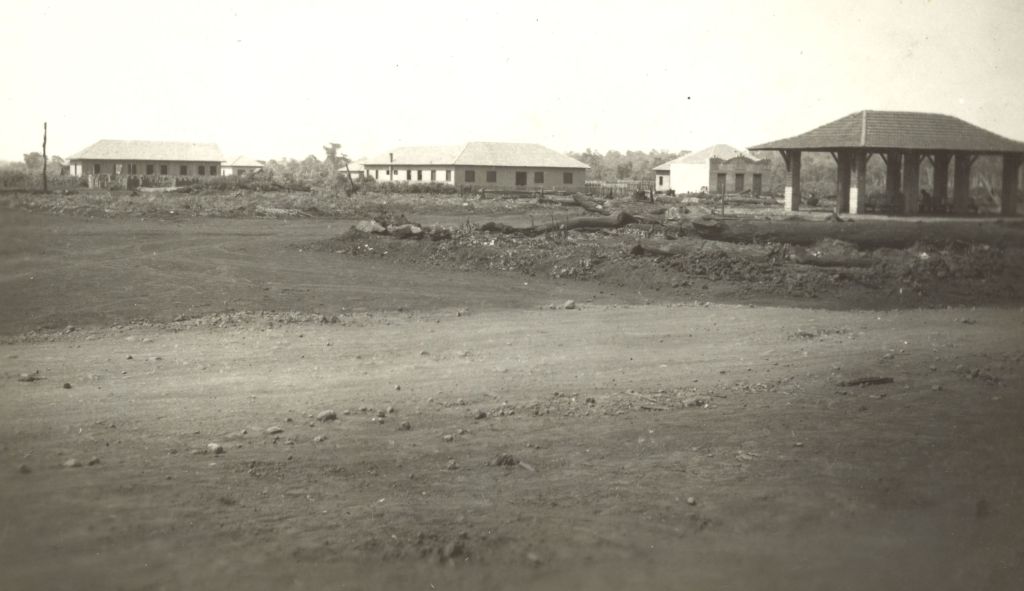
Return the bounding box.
[584,180,656,199]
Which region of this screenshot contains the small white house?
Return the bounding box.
[220,156,264,176]
[654,144,770,195]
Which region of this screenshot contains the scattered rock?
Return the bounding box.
[441,540,464,560]
[475,410,487,420]
[62,382,72,389]
[386,405,395,414]
[526,552,542,565]
[17,372,41,382]
[354,220,387,234]
[446,459,459,471]
[442,434,454,442]
[87,457,100,466]
[376,409,387,418]
[491,453,518,467]
[316,410,337,422]
[562,299,577,310]
[62,458,82,468]
[398,421,412,431]
[207,443,225,455]
[265,426,284,435]
[686,496,697,506]
[313,434,327,443]
[17,463,30,474]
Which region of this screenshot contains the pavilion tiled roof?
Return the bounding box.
[749,111,1024,154]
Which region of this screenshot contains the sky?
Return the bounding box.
[2,0,1023,163]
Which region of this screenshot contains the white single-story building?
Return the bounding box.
[220,155,264,176]
[362,142,588,191]
[68,140,225,178]
[654,144,770,195]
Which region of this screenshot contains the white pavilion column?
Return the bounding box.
[850,151,867,214]
[783,150,802,211]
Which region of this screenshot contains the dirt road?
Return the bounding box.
[2,303,1023,590]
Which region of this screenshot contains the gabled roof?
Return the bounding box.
[69,140,224,162]
[363,142,589,169]
[223,155,263,167]
[455,142,589,168]
[363,145,466,166]
[749,110,1024,154]
[653,144,760,171]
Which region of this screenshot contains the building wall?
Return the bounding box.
[364,164,456,184]
[666,158,770,194]
[363,164,586,191]
[70,160,222,177]
[668,162,711,193]
[453,166,585,191]
[708,157,770,194]
[655,172,670,192]
[220,165,263,176]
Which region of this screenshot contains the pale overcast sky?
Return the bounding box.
[2,0,1023,162]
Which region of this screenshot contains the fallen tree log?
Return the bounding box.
[479,211,640,236]
[789,247,875,268]
[572,193,610,215]
[686,216,1024,249]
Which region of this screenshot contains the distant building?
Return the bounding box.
[339,161,366,180]
[220,155,264,176]
[68,140,225,177]
[362,142,588,190]
[654,144,769,195]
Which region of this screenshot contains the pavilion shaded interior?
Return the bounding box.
[750,111,1024,216]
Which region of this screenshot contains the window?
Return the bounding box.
[375,169,379,179]
[198,165,206,176]
[210,166,217,176]
[129,163,138,174]
[146,164,154,175]
[465,170,476,183]
[563,172,573,184]
[180,165,188,175]
[387,168,392,177]
[658,175,663,186]
[486,170,497,183]
[93,163,101,174]
[430,170,436,181]
[115,164,123,175]
[160,165,168,175]
[417,170,423,181]
[515,172,527,186]
[534,171,544,184]
[406,169,411,180]
[446,170,452,182]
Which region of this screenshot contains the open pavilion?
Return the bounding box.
[750,111,1024,216]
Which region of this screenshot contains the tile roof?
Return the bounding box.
[362,145,465,166]
[653,145,761,171]
[69,140,225,162]
[363,142,589,169]
[749,111,1024,153]
[455,142,589,168]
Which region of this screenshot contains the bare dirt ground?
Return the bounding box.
[2,204,1024,590]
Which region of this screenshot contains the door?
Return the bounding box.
[752,174,762,196]
[735,173,745,193]
[716,173,726,194]
[515,172,527,186]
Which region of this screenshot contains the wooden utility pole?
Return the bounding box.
[42,122,48,193]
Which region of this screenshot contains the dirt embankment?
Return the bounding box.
[313,213,1024,309]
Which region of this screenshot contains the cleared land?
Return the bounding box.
[1,198,1023,590]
